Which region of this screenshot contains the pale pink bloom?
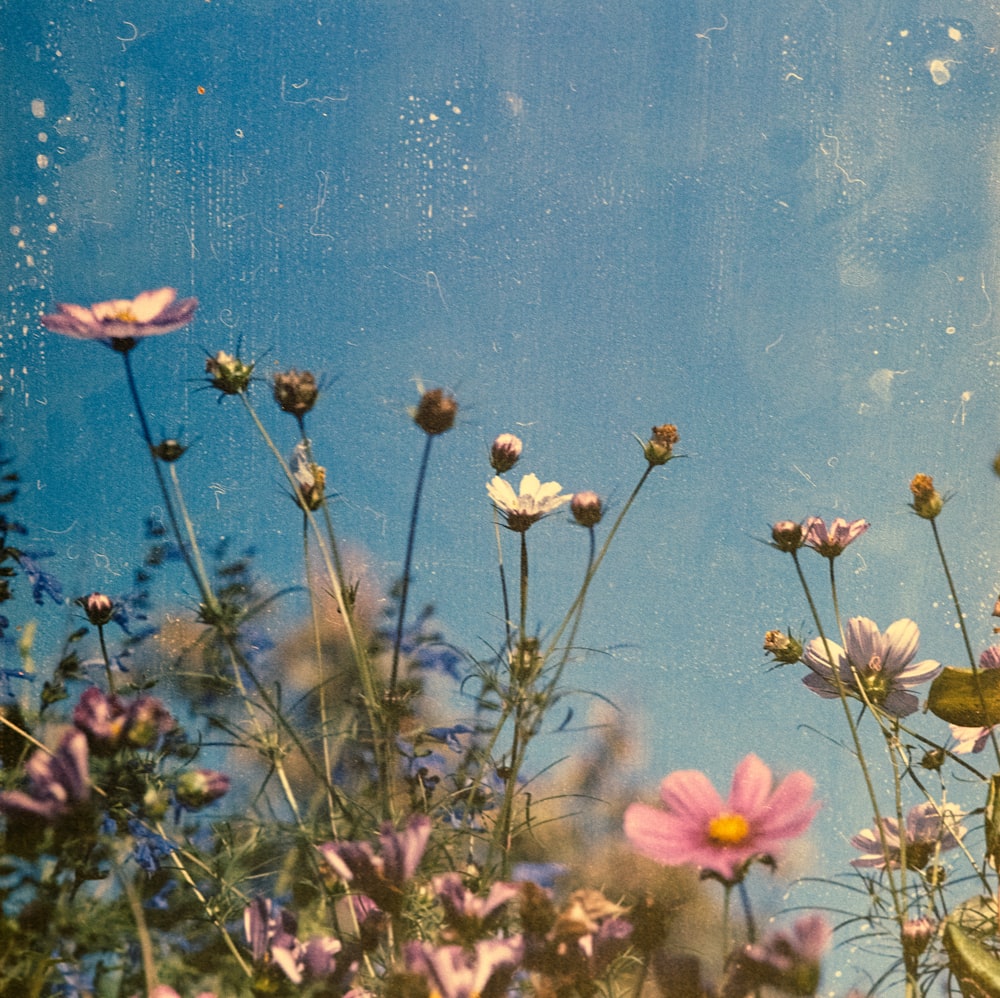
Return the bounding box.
[623,753,819,883]
[802,516,869,558]
[802,617,941,717]
[41,287,197,342]
[850,801,965,870]
[949,646,1000,753]
[487,473,572,532]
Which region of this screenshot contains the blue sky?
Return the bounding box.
[5,1,1000,984]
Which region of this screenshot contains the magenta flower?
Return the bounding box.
[802,516,869,558]
[0,730,90,822]
[851,801,965,870]
[950,646,1000,753]
[802,617,941,717]
[40,287,197,343]
[623,753,819,884]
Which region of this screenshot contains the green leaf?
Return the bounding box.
[926,666,1000,727]
[944,920,1000,998]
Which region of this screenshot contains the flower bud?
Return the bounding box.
[902,917,935,959]
[763,630,803,665]
[273,369,319,417]
[909,473,944,519]
[77,592,114,627]
[571,491,603,527]
[771,520,805,552]
[490,433,522,473]
[126,696,175,748]
[205,350,254,395]
[642,424,679,465]
[295,463,327,512]
[175,768,231,809]
[413,388,458,435]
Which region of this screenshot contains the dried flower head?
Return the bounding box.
[642,424,679,465]
[413,388,458,435]
[40,287,197,349]
[274,369,319,417]
[571,491,604,527]
[490,433,523,474]
[909,473,944,519]
[206,350,254,395]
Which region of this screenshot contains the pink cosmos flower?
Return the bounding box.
[850,801,965,870]
[950,646,1000,754]
[40,287,197,342]
[802,516,869,558]
[802,617,941,717]
[623,753,819,884]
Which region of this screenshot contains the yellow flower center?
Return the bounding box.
[708,812,751,845]
[111,309,138,323]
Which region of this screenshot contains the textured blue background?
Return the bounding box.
[5,2,1000,983]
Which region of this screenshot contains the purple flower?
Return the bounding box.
[802,617,942,717]
[432,872,520,941]
[0,730,90,822]
[244,897,299,963]
[40,287,197,343]
[721,913,831,998]
[403,938,523,998]
[317,814,431,915]
[851,801,965,870]
[73,687,175,752]
[950,646,1000,753]
[802,516,869,558]
[623,753,819,884]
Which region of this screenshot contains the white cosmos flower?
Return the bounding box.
[487,473,572,532]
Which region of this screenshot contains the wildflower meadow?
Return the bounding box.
[3,287,1000,998]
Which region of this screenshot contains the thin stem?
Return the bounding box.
[238,391,391,819]
[96,624,116,695]
[391,433,434,693]
[120,350,216,613]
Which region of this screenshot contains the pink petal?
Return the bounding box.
[727,754,774,817]
[881,618,919,672]
[130,286,177,321]
[660,769,724,823]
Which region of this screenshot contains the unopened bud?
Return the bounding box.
[77,592,115,627]
[771,520,805,552]
[490,433,522,473]
[571,491,603,527]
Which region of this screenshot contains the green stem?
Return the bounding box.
[238,391,391,819]
[391,433,434,693]
[96,624,116,695]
